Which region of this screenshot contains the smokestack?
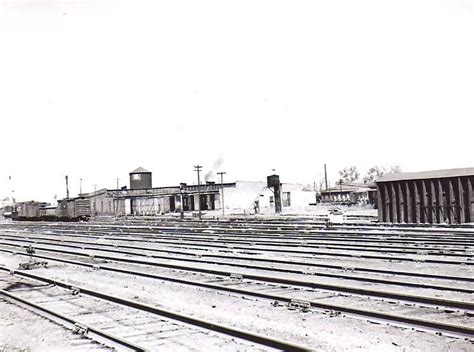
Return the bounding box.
[65,175,69,199]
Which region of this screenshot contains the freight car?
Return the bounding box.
[12,197,90,222]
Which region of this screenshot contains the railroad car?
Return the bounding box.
[12,198,90,222]
[38,206,58,221]
[12,201,42,221]
[56,198,90,221]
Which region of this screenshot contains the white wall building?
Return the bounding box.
[222,181,315,214]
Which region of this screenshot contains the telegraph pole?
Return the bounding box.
[194,165,202,220]
[115,178,119,216]
[217,171,226,217]
[9,176,15,210]
[324,164,328,190]
[65,175,69,199]
[93,184,97,216]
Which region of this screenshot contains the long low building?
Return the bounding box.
[376,168,474,224]
[85,183,225,216]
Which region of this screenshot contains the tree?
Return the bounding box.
[363,165,402,182]
[363,166,385,182]
[338,166,360,183]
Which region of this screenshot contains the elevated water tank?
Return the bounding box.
[129,167,152,190]
[267,174,280,188]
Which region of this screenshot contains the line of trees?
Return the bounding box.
[338,165,402,183]
[306,165,402,193]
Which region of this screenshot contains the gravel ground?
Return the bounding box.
[0,296,111,352]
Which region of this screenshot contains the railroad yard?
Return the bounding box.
[1,215,473,351]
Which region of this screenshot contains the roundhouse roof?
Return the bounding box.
[376,167,474,183]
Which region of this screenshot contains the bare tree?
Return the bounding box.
[363,165,402,182]
[338,166,360,183]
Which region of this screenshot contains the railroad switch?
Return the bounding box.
[73,323,89,336]
[229,273,243,280]
[288,299,311,312]
[325,310,341,318]
[18,261,48,270]
[18,246,48,270]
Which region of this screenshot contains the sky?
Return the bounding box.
[0,0,472,203]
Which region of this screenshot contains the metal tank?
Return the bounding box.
[129,167,152,190]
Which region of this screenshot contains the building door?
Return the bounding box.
[169,196,175,212]
[200,194,208,210]
[210,194,215,210]
[182,195,189,211]
[126,199,132,215]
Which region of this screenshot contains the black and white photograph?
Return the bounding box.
[0,0,473,351]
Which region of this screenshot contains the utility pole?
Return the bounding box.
[194,165,202,220]
[65,175,69,199]
[217,171,226,217]
[324,164,328,190]
[9,176,15,210]
[115,178,119,216]
[93,184,97,216]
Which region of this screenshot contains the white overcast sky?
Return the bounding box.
[0,0,472,202]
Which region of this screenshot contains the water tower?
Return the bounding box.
[267,174,282,213]
[129,167,152,190]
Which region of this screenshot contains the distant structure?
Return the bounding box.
[129,167,152,190]
[11,166,316,219]
[376,167,474,224]
[320,182,377,206]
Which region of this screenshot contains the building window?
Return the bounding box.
[269,196,274,206]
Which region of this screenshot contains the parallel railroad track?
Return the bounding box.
[1,249,473,340]
[0,267,309,351]
[1,243,473,311]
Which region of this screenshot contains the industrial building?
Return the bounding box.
[85,167,226,216]
[9,167,316,219]
[376,168,474,224]
[222,180,315,214]
[320,182,377,206]
[82,168,316,217]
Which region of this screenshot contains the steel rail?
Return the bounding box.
[20,229,473,258]
[3,234,473,285]
[12,227,474,253]
[6,219,474,236]
[0,266,311,351]
[2,251,473,340]
[3,233,474,285]
[5,221,474,241]
[53,225,474,243]
[19,221,474,247]
[0,289,147,351]
[2,238,474,295]
[2,231,471,266]
[1,245,473,312]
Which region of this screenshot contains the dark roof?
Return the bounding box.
[130,167,151,174]
[376,167,474,183]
